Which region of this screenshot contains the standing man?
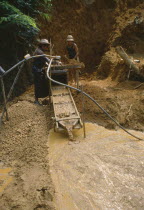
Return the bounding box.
[32,39,50,105]
[65,35,79,84]
[66,35,79,61]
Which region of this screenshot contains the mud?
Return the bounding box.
[48,123,144,210]
[1,0,144,209]
[73,79,144,131]
[0,87,55,210]
[0,78,144,209]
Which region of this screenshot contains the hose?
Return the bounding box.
[1,55,143,141]
[0,62,25,123]
[46,58,144,141]
[0,54,56,123]
[3,54,56,77]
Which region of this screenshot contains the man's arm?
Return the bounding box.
[34,48,50,63]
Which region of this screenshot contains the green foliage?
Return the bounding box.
[4,0,52,20]
[33,0,52,21]
[0,1,39,42]
[0,0,53,102]
[0,0,52,51]
[0,2,38,29]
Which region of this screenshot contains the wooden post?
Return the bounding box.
[81,85,86,138]
[116,46,142,76]
[50,38,52,56]
[0,62,24,123]
[76,70,79,89]
[0,77,9,121]
[76,56,80,89]
[49,38,54,56]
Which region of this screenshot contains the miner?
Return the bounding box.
[32,39,50,105]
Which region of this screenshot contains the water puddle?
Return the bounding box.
[48,123,144,210]
[0,168,13,194]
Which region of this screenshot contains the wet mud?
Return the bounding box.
[48,123,144,210]
[0,82,144,209]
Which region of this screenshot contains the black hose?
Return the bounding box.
[1,55,143,141]
[47,59,144,141]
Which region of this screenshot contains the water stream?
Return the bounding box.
[48,123,144,210]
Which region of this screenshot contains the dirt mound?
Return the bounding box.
[0,88,55,210]
[96,3,144,81]
[73,79,144,131]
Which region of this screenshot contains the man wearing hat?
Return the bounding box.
[65,35,79,83]
[66,35,79,60]
[32,39,50,105]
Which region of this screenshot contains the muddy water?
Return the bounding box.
[48,123,144,210]
[0,168,13,194]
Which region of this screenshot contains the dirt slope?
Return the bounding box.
[96,3,144,80]
[73,79,144,131]
[41,0,144,78]
[41,0,117,71]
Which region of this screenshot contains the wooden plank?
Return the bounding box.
[51,65,81,70]
[51,85,82,131]
[68,88,80,117]
[56,116,80,122]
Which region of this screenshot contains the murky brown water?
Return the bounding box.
[48,123,144,210]
[0,168,13,194]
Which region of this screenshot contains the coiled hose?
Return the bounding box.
[46,58,144,141]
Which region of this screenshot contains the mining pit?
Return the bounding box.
[0,0,144,209]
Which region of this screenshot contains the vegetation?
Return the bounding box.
[0,0,52,102]
[0,0,52,51]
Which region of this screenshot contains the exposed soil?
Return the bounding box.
[73,79,144,131]
[0,0,144,209]
[41,0,117,71]
[0,79,144,209]
[41,0,144,76]
[0,88,55,210]
[96,3,144,80]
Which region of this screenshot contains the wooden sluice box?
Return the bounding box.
[50,64,83,140]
